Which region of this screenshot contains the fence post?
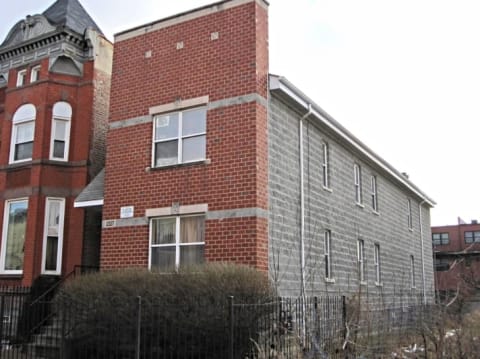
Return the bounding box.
[136,296,142,359]
[229,296,234,359]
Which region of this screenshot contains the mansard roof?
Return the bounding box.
[43,0,103,36]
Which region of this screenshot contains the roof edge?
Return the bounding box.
[115,0,268,42]
[269,74,436,207]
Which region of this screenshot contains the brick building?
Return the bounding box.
[432,221,480,296]
[73,0,436,299]
[0,0,112,287]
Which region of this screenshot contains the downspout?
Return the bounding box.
[300,104,312,297]
[419,199,427,304]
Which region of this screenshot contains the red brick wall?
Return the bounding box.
[102,0,269,271]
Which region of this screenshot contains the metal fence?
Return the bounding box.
[0,289,435,359]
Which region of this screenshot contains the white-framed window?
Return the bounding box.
[149,215,205,271]
[357,238,365,283]
[371,175,378,212]
[50,102,72,161]
[322,143,330,189]
[410,255,416,288]
[16,69,27,87]
[374,243,381,284]
[30,65,41,83]
[0,199,28,274]
[41,198,65,275]
[324,230,332,280]
[152,107,206,167]
[407,198,413,230]
[9,104,36,164]
[354,164,362,204]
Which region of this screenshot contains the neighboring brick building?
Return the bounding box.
[432,221,480,296]
[0,0,112,287]
[75,0,434,299]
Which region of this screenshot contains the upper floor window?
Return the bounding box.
[324,230,332,280]
[354,164,362,204]
[153,107,206,167]
[371,175,378,212]
[30,65,41,83]
[322,143,330,189]
[50,102,72,161]
[407,199,413,230]
[0,199,28,274]
[432,233,449,246]
[150,215,205,271]
[464,231,480,244]
[10,104,36,163]
[16,69,27,87]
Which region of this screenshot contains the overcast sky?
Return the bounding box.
[1,0,479,226]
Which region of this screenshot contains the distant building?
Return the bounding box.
[73,0,436,300]
[432,221,480,297]
[0,0,112,287]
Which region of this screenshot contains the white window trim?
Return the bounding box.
[9,104,36,164]
[324,230,333,280]
[152,107,207,168]
[407,198,413,230]
[374,243,381,285]
[0,198,29,275]
[410,255,416,288]
[322,143,330,190]
[41,198,65,275]
[148,214,205,271]
[357,239,366,284]
[49,102,72,161]
[16,69,26,87]
[354,164,363,205]
[30,65,41,83]
[371,175,378,213]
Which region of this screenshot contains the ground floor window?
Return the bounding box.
[150,215,205,271]
[0,199,28,274]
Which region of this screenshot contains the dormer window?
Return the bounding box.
[16,69,27,87]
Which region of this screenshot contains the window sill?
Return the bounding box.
[149,158,210,171]
[0,273,23,279]
[323,186,333,193]
[355,203,365,209]
[372,210,380,216]
[325,278,335,284]
[375,282,383,287]
[408,228,414,233]
[360,280,367,286]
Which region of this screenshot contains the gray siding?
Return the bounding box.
[268,94,434,300]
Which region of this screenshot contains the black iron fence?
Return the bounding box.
[0,289,436,359]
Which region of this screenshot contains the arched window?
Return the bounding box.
[50,102,72,161]
[10,104,36,163]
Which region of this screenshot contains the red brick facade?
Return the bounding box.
[0,35,112,286]
[102,0,269,271]
[433,222,480,295]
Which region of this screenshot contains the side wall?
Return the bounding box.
[268,94,435,300]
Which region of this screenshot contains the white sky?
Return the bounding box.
[1,0,479,226]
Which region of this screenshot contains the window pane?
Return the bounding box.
[155,140,178,167]
[182,136,205,163]
[182,108,206,136]
[180,245,204,267]
[47,201,60,236]
[180,216,205,243]
[152,218,176,245]
[16,122,34,143]
[45,236,58,271]
[155,113,179,140]
[4,201,28,271]
[53,140,65,159]
[151,247,175,271]
[15,142,33,161]
[474,231,480,242]
[54,120,66,140]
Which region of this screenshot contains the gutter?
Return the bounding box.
[299,104,312,297]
